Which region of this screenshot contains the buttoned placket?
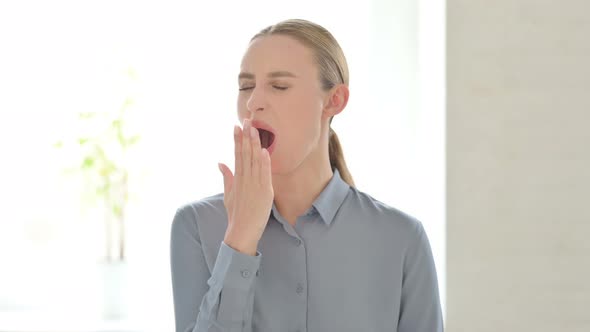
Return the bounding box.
[272,204,315,332]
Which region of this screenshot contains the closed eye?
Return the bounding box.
[238,86,289,91]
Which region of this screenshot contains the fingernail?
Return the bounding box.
[218,163,223,174]
[250,126,256,138]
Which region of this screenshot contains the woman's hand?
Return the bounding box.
[217,118,274,256]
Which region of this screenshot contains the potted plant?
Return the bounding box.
[55,90,140,319]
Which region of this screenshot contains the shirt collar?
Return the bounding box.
[271,168,350,226]
[312,168,351,225]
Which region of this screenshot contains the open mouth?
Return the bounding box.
[258,128,275,149]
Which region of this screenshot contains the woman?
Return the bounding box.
[170,19,443,332]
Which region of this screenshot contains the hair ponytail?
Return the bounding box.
[329,127,355,187]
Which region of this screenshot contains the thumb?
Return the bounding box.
[218,163,233,195]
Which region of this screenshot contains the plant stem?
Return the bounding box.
[105,196,112,262]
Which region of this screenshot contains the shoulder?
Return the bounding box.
[175,192,225,218]
[345,186,423,240]
[170,192,227,240]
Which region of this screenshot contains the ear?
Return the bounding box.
[323,84,349,118]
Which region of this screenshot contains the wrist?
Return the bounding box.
[224,229,259,256]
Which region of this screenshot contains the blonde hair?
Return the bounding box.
[251,19,355,188]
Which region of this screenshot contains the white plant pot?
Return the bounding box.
[100,260,128,320]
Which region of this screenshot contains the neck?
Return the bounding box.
[272,136,333,225]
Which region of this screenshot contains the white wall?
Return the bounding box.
[447,1,590,330]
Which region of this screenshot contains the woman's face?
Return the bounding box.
[237,34,330,174]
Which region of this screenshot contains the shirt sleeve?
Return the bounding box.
[170,206,262,332]
[398,220,444,332]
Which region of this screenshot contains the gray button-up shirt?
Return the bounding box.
[170,169,443,332]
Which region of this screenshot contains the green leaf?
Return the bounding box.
[78,112,97,119]
[113,204,123,217]
[78,138,91,145]
[123,97,134,108]
[81,157,95,169]
[117,130,126,147]
[127,135,140,146]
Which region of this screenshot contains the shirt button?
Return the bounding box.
[295,238,302,246]
[241,269,251,278]
[296,283,304,294]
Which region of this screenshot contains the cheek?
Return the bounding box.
[288,91,321,115]
[236,100,248,120]
[284,111,322,147]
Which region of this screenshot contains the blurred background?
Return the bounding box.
[0,0,587,331]
[0,0,445,330]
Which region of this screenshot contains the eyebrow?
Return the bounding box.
[238,71,298,80]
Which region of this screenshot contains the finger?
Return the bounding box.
[249,125,261,180]
[260,148,271,188]
[218,162,233,196]
[241,119,252,177]
[234,125,242,176]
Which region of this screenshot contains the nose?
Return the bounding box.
[246,86,266,113]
